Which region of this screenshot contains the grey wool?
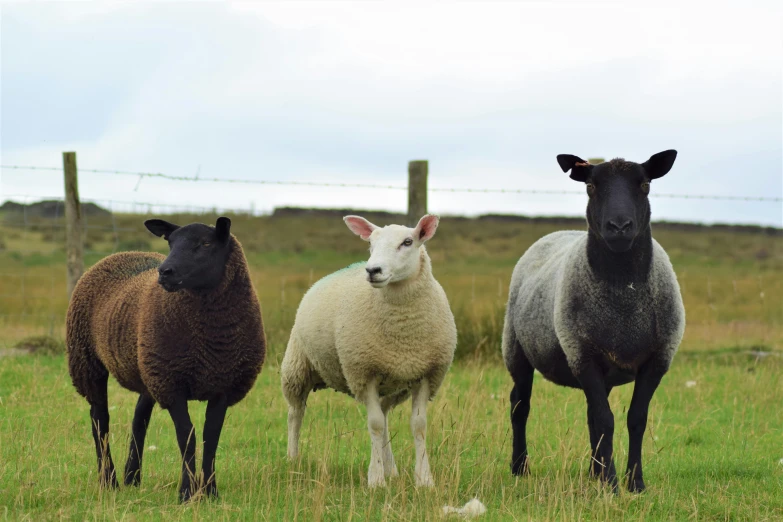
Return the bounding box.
[502,231,685,384]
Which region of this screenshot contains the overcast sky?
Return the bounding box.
[1,1,781,225]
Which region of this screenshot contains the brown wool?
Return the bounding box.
[66,237,266,409]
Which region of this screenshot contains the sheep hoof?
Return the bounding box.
[603,476,619,495]
[510,456,530,476]
[100,470,119,490]
[124,469,141,487]
[179,487,194,503]
[367,474,386,488]
[204,481,219,499]
[415,474,435,488]
[628,477,646,493]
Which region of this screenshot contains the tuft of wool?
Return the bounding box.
[442,498,487,518]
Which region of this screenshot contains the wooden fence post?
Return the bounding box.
[407,160,428,226]
[63,151,84,299]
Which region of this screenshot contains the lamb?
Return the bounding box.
[502,150,685,492]
[281,214,457,488]
[66,217,265,502]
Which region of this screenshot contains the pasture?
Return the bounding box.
[0,210,781,520]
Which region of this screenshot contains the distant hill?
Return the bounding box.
[0,201,778,236]
[0,200,111,219]
[272,207,781,236]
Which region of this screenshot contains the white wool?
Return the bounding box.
[282,247,456,397]
[443,498,487,518]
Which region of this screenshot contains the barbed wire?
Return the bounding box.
[1,193,259,215]
[1,164,780,202]
[0,165,407,191]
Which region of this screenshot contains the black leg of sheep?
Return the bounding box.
[576,362,618,492]
[202,396,228,498]
[509,355,534,476]
[586,385,614,479]
[167,398,198,503]
[124,394,156,486]
[626,361,666,493]
[88,373,119,490]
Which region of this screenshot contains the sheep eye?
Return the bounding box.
[203,242,211,247]
[402,238,413,247]
[586,183,595,193]
[641,182,650,193]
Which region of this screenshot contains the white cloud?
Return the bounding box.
[1,1,781,225]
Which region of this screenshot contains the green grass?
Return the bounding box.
[0,353,781,521]
[0,210,781,519]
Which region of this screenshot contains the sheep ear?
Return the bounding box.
[343,215,377,241]
[144,219,180,240]
[413,214,439,243]
[215,217,231,242]
[642,150,677,180]
[556,154,592,182]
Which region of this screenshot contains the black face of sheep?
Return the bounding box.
[144,217,233,292]
[557,150,677,253]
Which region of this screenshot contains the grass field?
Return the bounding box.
[1,210,781,359]
[0,209,781,520]
[1,352,781,520]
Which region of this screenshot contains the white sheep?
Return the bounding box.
[281,214,457,488]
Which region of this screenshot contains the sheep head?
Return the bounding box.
[344,214,439,288]
[557,150,677,253]
[144,217,233,292]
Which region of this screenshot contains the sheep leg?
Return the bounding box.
[626,361,665,493]
[380,394,401,478]
[509,351,534,476]
[586,384,613,478]
[124,394,155,486]
[286,398,308,460]
[201,395,228,499]
[575,362,618,491]
[167,397,197,503]
[363,379,387,488]
[586,383,615,478]
[88,373,118,489]
[281,339,312,460]
[411,379,435,487]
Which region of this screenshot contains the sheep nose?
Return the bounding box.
[366,266,382,277]
[159,267,174,277]
[607,219,633,234]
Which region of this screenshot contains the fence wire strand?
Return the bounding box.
[2,164,780,202]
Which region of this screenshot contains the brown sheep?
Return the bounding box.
[66,217,265,502]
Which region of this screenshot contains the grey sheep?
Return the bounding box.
[502,151,685,492]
